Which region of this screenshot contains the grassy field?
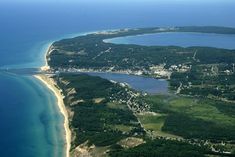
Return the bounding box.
[144,95,235,140]
[107,102,128,110]
[168,97,235,126]
[137,113,181,139]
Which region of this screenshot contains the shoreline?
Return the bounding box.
[35,40,71,157]
[33,31,96,157]
[34,74,71,157]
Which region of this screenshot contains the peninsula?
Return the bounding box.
[38,26,235,156]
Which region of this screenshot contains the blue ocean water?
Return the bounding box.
[0,1,235,157]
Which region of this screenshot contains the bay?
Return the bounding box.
[106,32,235,49]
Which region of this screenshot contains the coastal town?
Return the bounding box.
[40,26,235,156]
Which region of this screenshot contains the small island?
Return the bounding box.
[38,26,235,156]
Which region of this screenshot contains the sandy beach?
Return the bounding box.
[34,74,71,157]
[40,44,53,71]
[34,43,71,157]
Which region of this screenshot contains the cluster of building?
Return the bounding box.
[109,82,150,113]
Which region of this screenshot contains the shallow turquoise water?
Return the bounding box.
[0,72,65,157]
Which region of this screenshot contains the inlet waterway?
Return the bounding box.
[85,72,169,94]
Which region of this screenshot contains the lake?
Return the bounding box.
[85,72,169,94]
[105,32,235,49]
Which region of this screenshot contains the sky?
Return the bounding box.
[0,0,234,9]
[1,0,234,4]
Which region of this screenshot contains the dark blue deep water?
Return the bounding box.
[0,1,235,157]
